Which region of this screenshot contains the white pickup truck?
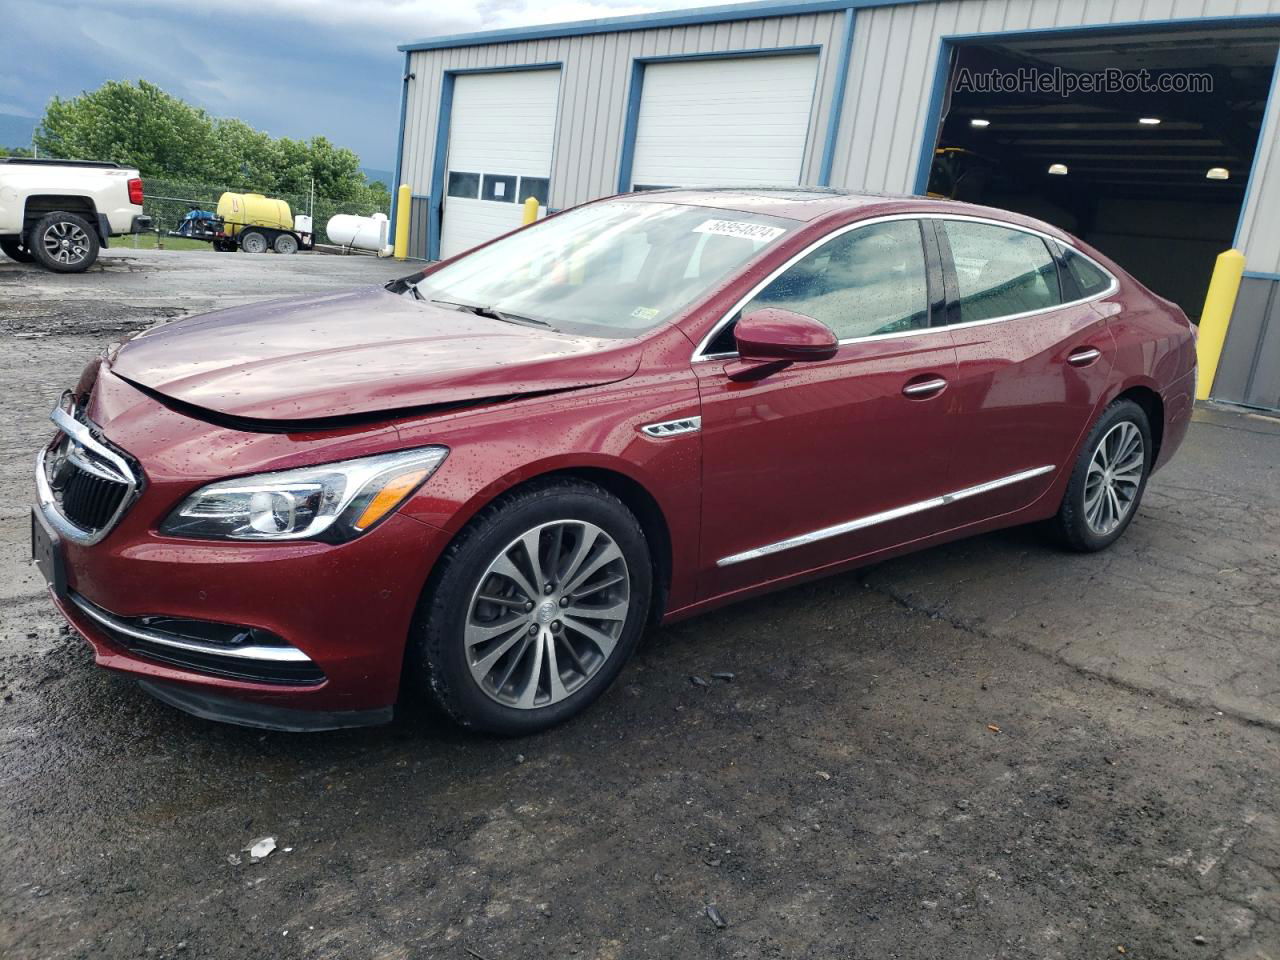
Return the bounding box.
[0,157,152,273]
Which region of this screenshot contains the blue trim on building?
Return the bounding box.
[426,63,562,261]
[1243,270,1280,282]
[615,45,823,194]
[399,0,908,52]
[390,51,411,240]
[912,40,952,195]
[1235,43,1280,251]
[818,7,856,186]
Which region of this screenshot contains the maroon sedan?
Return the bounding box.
[32,189,1196,734]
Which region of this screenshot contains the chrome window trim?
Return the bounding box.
[716,464,1056,567]
[68,592,314,664]
[692,212,1119,362]
[35,405,141,546]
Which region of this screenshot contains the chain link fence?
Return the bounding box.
[140,177,390,246]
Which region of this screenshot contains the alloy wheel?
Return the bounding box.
[42,220,91,266]
[465,519,631,709]
[1084,420,1144,536]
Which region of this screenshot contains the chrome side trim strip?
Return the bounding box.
[641,416,702,438]
[692,212,1119,361]
[68,593,314,664]
[715,465,1056,567]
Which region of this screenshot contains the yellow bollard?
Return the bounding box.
[521,195,540,226]
[393,184,412,260]
[1195,249,1246,400]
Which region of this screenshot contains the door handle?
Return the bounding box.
[1067,346,1102,367]
[902,376,947,398]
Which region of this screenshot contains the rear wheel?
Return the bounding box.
[1052,398,1152,552]
[0,236,35,263]
[30,212,99,273]
[410,479,652,735]
[239,230,268,254]
[272,233,299,255]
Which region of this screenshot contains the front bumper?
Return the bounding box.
[33,381,452,729]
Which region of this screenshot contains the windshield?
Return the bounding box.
[412,201,797,338]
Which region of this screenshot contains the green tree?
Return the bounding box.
[33,80,387,212]
[0,146,34,158]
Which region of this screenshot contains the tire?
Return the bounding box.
[272,233,299,255]
[213,238,236,253]
[410,479,652,736]
[1052,398,1153,552]
[29,212,99,273]
[239,230,268,254]
[0,236,35,263]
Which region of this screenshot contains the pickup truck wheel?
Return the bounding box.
[30,212,99,273]
[272,233,299,255]
[240,230,268,254]
[0,236,35,263]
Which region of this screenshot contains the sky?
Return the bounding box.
[0,0,696,170]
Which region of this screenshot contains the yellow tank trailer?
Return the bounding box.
[171,192,314,254]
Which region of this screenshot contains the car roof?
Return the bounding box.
[617,186,1077,244]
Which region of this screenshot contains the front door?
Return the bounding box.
[695,218,959,599]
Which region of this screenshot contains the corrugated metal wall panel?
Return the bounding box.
[400,11,845,212]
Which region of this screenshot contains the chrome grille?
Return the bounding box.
[35,396,141,545]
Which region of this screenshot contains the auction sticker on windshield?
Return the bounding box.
[693,219,788,242]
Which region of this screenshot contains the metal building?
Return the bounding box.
[393,0,1280,411]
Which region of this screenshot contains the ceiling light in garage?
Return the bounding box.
[1205,167,1230,180]
[1138,117,1162,125]
[1047,163,1069,175]
[970,118,991,128]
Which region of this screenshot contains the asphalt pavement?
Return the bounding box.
[1,248,1277,960]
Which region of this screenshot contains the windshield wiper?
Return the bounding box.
[428,299,553,329]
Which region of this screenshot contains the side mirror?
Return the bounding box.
[734,308,838,363]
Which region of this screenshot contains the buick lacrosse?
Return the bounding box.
[33,188,1196,733]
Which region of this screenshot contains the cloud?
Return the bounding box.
[0,0,694,166]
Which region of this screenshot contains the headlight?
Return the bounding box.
[160,447,448,542]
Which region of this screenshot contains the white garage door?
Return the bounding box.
[630,55,819,189]
[439,69,560,260]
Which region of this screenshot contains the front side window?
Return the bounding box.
[414,201,795,338]
[706,219,929,353]
[942,221,1061,323]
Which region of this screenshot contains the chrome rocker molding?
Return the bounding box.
[641,416,702,438]
[717,464,1056,567]
[35,406,140,546]
[68,592,315,664]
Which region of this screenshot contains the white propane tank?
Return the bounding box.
[326,213,389,253]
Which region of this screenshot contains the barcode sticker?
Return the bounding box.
[693,219,787,243]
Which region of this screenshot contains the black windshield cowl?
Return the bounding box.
[428,299,554,330]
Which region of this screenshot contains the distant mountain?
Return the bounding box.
[0,113,37,150]
[360,165,394,187]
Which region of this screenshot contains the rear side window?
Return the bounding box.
[740,219,930,341]
[1061,246,1113,298]
[942,221,1061,323]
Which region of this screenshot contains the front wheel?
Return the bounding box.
[1052,398,1152,552]
[410,479,652,735]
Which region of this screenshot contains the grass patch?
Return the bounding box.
[118,233,212,252]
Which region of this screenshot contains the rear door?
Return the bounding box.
[931,217,1117,527]
[695,217,959,599]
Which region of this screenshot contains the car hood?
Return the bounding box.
[109,285,643,423]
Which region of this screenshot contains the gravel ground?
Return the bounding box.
[1,249,1278,960]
